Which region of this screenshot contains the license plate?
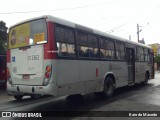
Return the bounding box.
[23,74,30,79]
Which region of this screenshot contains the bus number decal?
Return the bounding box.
[12,56,16,62]
[28,55,39,61]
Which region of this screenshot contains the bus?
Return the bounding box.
[0,40,7,89]
[0,55,7,89]
[7,15,154,100]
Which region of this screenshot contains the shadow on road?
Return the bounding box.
[9,83,156,120]
[27,83,154,111]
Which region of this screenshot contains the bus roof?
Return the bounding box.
[9,15,151,49]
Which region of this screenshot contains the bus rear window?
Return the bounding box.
[8,19,47,49]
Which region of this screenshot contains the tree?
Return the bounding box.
[155,55,160,63]
[0,21,7,40]
[154,55,160,70]
[0,21,8,54]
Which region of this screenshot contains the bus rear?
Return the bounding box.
[7,17,57,100]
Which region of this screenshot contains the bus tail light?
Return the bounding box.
[45,72,50,78]
[46,66,51,72]
[43,65,52,86]
[7,68,12,85]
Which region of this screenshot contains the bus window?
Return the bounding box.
[56,26,76,57]
[115,42,125,60]
[137,47,144,61]
[88,34,98,58]
[107,40,115,59]
[9,19,47,49]
[99,38,115,60]
[77,32,99,58]
[77,32,88,57]
[99,38,107,58]
[144,48,150,62]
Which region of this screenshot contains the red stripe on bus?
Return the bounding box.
[44,22,56,59]
[96,68,99,77]
[7,50,11,63]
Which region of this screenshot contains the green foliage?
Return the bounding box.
[0,21,7,40]
[0,21,8,54]
[154,55,160,63]
[0,41,7,54]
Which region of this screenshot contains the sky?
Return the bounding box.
[1,0,160,45]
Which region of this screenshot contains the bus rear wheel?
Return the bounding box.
[95,77,115,98]
[103,77,115,97]
[14,95,23,101]
[31,94,41,99]
[142,73,149,85]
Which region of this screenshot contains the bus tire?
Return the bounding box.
[142,73,149,85]
[103,77,115,97]
[95,77,114,98]
[31,94,41,99]
[14,95,23,101]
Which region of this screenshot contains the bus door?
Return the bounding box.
[126,48,135,84]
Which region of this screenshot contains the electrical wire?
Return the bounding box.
[0,0,125,15]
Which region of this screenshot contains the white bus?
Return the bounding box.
[7,15,154,100]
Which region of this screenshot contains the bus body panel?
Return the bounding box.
[102,61,128,88]
[135,61,153,83]
[7,82,58,96]
[10,45,44,85]
[54,60,128,96]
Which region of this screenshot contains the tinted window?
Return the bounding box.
[56,26,76,57]
[77,32,98,58]
[115,42,125,60]
[99,38,115,59]
[136,47,144,61]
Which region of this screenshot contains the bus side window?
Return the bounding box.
[77,32,88,58]
[115,42,125,60]
[79,46,88,57]
[136,47,144,61]
[56,26,76,57]
[57,42,68,56]
[99,37,115,60]
[144,48,150,62]
[99,38,107,59]
[88,34,98,58]
[99,49,105,58]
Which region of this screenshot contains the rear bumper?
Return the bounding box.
[7,82,58,96]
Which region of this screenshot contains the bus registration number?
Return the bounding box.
[28,55,39,61]
[23,74,30,79]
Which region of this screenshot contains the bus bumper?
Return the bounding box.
[7,82,58,96]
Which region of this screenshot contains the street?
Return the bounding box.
[0,71,160,120]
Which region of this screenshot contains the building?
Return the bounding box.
[148,43,160,56]
[148,43,160,70]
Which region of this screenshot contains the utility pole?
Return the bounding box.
[137,24,142,42]
[129,35,131,40]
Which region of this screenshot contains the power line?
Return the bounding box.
[106,23,128,33]
[0,7,85,14]
[0,0,125,15]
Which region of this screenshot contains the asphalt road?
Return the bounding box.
[1,71,160,120]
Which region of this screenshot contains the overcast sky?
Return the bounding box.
[1,0,160,44]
